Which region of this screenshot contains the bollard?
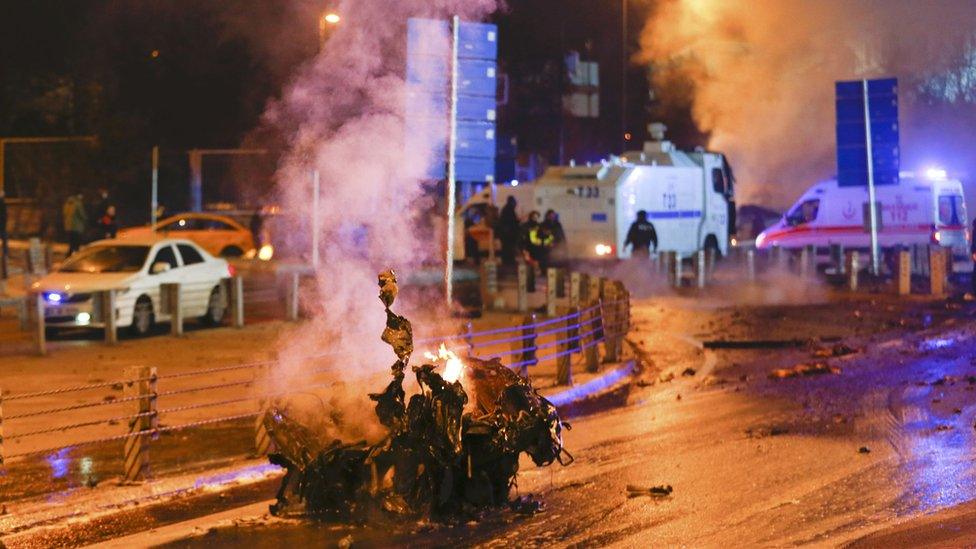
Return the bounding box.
[285,272,300,321]
[161,283,183,337]
[253,362,274,456]
[587,275,601,309]
[847,251,859,291]
[34,292,46,356]
[518,314,537,379]
[830,243,845,275]
[651,252,661,275]
[745,249,756,282]
[695,250,706,289]
[556,306,577,386]
[479,260,498,311]
[799,246,811,279]
[27,238,45,275]
[929,247,946,296]
[228,276,244,328]
[100,290,118,344]
[897,249,911,296]
[659,251,673,282]
[569,271,584,308]
[516,262,528,313]
[123,365,158,482]
[705,247,717,277]
[18,296,29,332]
[546,268,558,317]
[584,301,601,372]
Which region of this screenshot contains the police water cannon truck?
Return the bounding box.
[456,124,736,261]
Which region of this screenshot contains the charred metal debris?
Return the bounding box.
[263,270,572,521]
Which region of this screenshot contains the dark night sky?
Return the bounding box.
[0,1,688,213]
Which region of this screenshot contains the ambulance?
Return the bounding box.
[756,169,969,257]
[455,128,736,262]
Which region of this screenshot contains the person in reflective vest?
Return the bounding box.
[624,210,658,257]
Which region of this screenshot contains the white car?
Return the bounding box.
[32,236,234,336]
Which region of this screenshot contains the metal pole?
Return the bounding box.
[621,0,628,152]
[0,140,5,196]
[445,15,461,308]
[34,292,46,356]
[311,170,320,269]
[862,80,880,276]
[102,290,118,345]
[188,150,203,212]
[151,146,159,230]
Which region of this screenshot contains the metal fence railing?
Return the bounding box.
[0,279,631,484]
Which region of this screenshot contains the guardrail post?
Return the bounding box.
[285,272,300,321]
[603,284,620,362]
[33,292,46,356]
[0,387,5,467]
[584,301,601,372]
[745,249,756,282]
[123,365,157,482]
[546,268,558,317]
[253,363,274,456]
[18,296,29,331]
[228,276,244,328]
[516,262,528,313]
[101,290,118,345]
[463,321,475,355]
[480,259,499,311]
[929,247,946,296]
[161,283,183,337]
[705,247,717,277]
[518,313,537,379]
[847,251,859,292]
[799,246,812,279]
[556,307,577,386]
[695,250,706,289]
[587,275,601,307]
[672,252,683,288]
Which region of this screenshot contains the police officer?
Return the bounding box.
[624,210,658,258]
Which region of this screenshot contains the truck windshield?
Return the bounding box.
[60,245,150,273]
[938,195,964,226]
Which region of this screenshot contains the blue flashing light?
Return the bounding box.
[45,292,63,303]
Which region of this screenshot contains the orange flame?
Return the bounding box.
[424,343,464,383]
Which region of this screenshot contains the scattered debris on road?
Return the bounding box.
[261,270,570,522]
[626,484,673,498]
[703,339,806,350]
[745,425,789,438]
[769,362,841,379]
[681,367,697,377]
[935,424,954,432]
[859,446,871,454]
[811,343,859,358]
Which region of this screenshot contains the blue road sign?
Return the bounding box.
[835,78,899,187]
[406,18,498,182]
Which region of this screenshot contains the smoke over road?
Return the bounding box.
[265,0,498,390]
[638,0,976,209]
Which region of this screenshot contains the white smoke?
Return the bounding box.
[639,0,976,209]
[266,0,499,398]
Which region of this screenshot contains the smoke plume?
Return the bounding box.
[639,0,976,209]
[266,0,498,399]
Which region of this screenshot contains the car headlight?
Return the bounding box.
[595,243,614,256]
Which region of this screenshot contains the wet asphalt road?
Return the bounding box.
[150,296,976,548]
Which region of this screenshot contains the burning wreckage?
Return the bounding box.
[263,270,572,520]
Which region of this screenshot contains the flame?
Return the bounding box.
[424,343,464,383]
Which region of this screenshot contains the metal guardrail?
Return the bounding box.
[0,279,632,482]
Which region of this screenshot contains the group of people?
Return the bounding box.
[495,197,566,272]
[62,188,117,255]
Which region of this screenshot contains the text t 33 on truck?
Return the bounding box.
[756,168,969,260]
[456,126,737,262]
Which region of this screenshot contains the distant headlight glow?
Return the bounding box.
[595,243,613,256]
[76,312,91,325]
[258,244,274,261]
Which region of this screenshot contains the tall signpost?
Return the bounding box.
[407,17,498,307]
[836,77,899,276]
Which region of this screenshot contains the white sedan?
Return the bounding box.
[32,236,234,336]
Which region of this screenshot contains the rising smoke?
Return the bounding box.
[638,0,976,209]
[265,0,499,400]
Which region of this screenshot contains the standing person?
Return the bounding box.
[0,191,8,280]
[64,193,87,255]
[98,205,118,239]
[541,209,566,263]
[624,210,658,258]
[496,196,520,266]
[524,211,554,272]
[250,208,265,248]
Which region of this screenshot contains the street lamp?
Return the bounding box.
[318,12,340,50]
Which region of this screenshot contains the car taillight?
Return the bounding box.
[227,264,237,277]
